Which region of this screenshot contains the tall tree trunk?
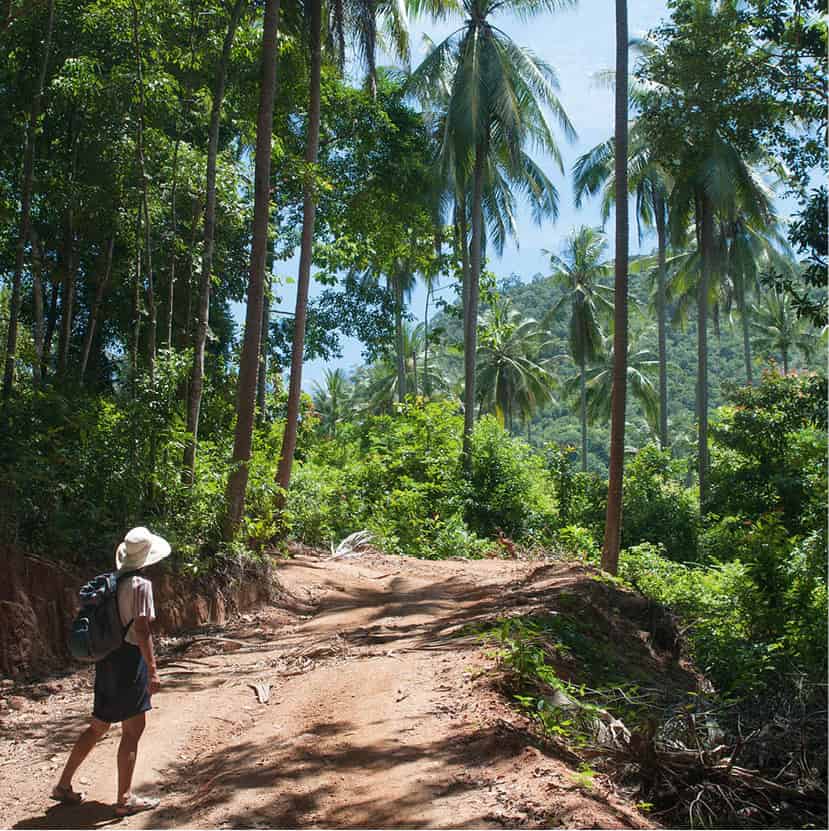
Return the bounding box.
[224,0,281,535]
[274,0,322,500]
[580,355,587,473]
[167,138,180,350]
[411,341,418,396]
[2,0,55,399]
[165,6,197,352]
[739,292,753,385]
[30,228,45,387]
[782,347,789,375]
[56,209,76,377]
[463,141,486,472]
[257,235,274,425]
[131,205,142,376]
[697,191,713,509]
[42,277,59,380]
[655,198,669,448]
[80,236,115,383]
[423,279,431,397]
[131,0,155,378]
[184,0,246,483]
[601,0,628,575]
[394,277,406,402]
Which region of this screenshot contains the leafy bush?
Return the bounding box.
[553,525,600,564]
[621,445,698,560]
[467,416,558,541]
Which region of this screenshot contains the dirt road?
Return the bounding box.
[0,553,652,829]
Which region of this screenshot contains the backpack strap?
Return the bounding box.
[114,571,137,636]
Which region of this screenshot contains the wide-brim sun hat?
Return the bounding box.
[115,526,171,572]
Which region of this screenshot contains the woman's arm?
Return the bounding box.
[134,616,161,694]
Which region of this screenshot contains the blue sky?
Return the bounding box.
[271,0,672,389]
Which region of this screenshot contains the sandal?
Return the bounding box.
[115,794,160,817]
[51,784,85,804]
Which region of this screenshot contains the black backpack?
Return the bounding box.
[68,571,135,662]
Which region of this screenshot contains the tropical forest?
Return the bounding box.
[0,0,826,828]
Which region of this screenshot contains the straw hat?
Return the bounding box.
[115,526,171,572]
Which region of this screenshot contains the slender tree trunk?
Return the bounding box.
[30,229,45,386]
[184,0,246,482]
[56,210,76,377]
[42,278,59,380]
[167,138,179,350]
[131,0,155,379]
[274,0,322,500]
[423,279,431,397]
[2,0,55,399]
[412,343,418,396]
[394,277,406,402]
[739,294,753,385]
[580,355,588,473]
[131,204,142,376]
[463,140,486,472]
[80,236,115,383]
[697,191,713,508]
[655,199,669,448]
[782,347,789,375]
[601,0,628,574]
[224,0,281,535]
[257,233,274,425]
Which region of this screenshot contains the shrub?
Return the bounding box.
[467,416,558,542]
[621,445,699,560]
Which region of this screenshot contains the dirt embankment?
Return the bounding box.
[0,547,272,677]
[0,552,698,830]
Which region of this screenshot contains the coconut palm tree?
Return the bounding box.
[602,0,630,573]
[751,288,817,375]
[574,121,672,448]
[722,215,791,385]
[562,328,659,434]
[354,322,451,412]
[545,226,613,472]
[407,0,576,469]
[476,300,556,433]
[312,368,352,437]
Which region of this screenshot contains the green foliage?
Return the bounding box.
[621,445,698,560]
[467,416,558,543]
[553,525,600,564]
[284,401,564,559]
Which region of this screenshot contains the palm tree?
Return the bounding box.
[574,120,672,448]
[408,0,575,470]
[224,0,281,538]
[602,0,629,573]
[477,300,556,433]
[751,288,816,375]
[312,368,351,437]
[636,1,778,508]
[352,322,452,413]
[563,329,658,433]
[545,226,612,472]
[722,214,790,385]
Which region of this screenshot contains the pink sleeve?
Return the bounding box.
[134,578,156,622]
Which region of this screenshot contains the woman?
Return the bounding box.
[52,526,170,817]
